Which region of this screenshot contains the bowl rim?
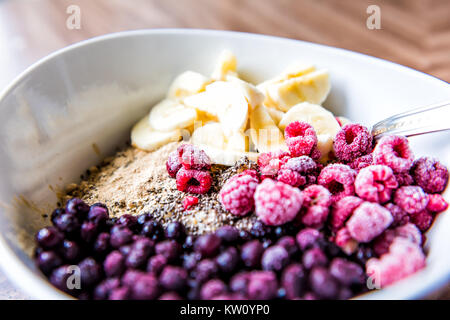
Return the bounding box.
[0,28,448,300]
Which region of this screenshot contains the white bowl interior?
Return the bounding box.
[0,29,449,299]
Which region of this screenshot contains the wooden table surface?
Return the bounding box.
[0,0,449,300]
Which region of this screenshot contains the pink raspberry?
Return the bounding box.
[299,185,332,228]
[219,170,259,216]
[348,154,373,171]
[183,196,198,210]
[318,164,357,202]
[176,168,212,194]
[395,223,422,245]
[284,121,318,157]
[373,223,421,256]
[277,156,318,187]
[426,194,448,213]
[372,135,414,173]
[333,124,372,162]
[394,186,428,214]
[335,227,358,255]
[366,237,425,288]
[411,157,448,194]
[410,210,433,231]
[166,150,182,178]
[384,203,409,227]
[346,202,393,243]
[372,229,396,257]
[254,179,303,226]
[177,144,211,171]
[257,150,291,177]
[331,196,364,231]
[354,165,398,203]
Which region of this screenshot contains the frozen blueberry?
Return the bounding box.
[241,240,263,268]
[277,236,298,257]
[126,238,154,268]
[110,225,133,248]
[159,266,188,292]
[104,251,126,278]
[53,213,81,234]
[229,272,250,295]
[183,235,196,250]
[130,274,159,300]
[141,220,164,241]
[215,226,240,243]
[309,267,339,299]
[329,257,364,286]
[60,239,81,262]
[155,240,180,263]
[302,248,328,269]
[194,259,219,284]
[200,279,227,300]
[117,214,138,231]
[261,245,289,272]
[281,264,306,299]
[50,265,77,293]
[247,271,278,300]
[88,205,109,226]
[216,247,239,274]
[165,222,186,241]
[109,286,130,300]
[182,252,201,271]
[51,208,65,225]
[194,234,221,258]
[93,232,110,255]
[78,257,102,288]
[147,254,167,275]
[81,221,98,243]
[36,227,63,249]
[37,251,63,275]
[65,198,90,219]
[93,278,120,300]
[250,221,273,239]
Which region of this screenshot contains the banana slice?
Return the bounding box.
[167,71,211,99]
[212,50,238,80]
[278,102,340,160]
[266,107,285,126]
[191,122,227,150]
[225,75,265,110]
[249,104,287,153]
[226,131,248,152]
[262,69,331,112]
[196,144,258,166]
[257,63,316,92]
[131,116,181,151]
[148,99,197,132]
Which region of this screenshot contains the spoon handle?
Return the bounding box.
[371,100,450,139]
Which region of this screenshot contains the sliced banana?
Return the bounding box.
[257,63,316,92]
[226,131,248,152]
[148,99,197,132]
[131,116,181,151]
[249,104,287,153]
[191,122,226,150]
[278,102,340,160]
[225,75,265,110]
[211,50,238,80]
[266,107,285,126]
[167,71,211,99]
[262,69,331,112]
[196,144,258,166]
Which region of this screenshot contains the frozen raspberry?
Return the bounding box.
[334,227,358,255]
[395,172,414,187]
[394,186,428,214]
[384,203,409,227]
[372,135,414,173]
[355,165,398,203]
[284,121,318,157]
[366,237,425,288]
[348,154,373,171]
[331,196,363,231]
[410,210,433,231]
[277,156,318,187]
[395,223,422,245]
[426,194,448,213]
[346,202,393,242]
[166,150,182,178]
[318,164,357,202]
[219,170,259,216]
[183,196,199,210]
[373,223,422,257]
[254,179,303,226]
[411,157,448,193]
[298,185,332,228]
[257,150,291,177]
[333,124,372,162]
[177,144,211,171]
[372,229,396,257]
[176,168,212,194]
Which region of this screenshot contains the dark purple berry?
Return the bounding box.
[296,228,321,250]
[147,254,167,275]
[183,235,196,250]
[329,257,364,286]
[215,226,239,243]
[250,221,272,238]
[247,271,278,300]
[60,240,81,262]
[78,257,102,288]
[309,267,339,299]
[53,213,81,234]
[277,236,298,257]
[81,221,98,243]
[159,292,182,300]
[194,234,221,258]
[126,238,154,268]
[230,272,250,295]
[88,205,108,226]
[51,208,65,225]
[159,266,188,292]
[238,230,252,242]
[141,220,164,240]
[200,279,227,300]
[137,213,152,225]
[93,232,110,255]
[165,222,186,241]
[216,247,239,274]
[37,251,63,275]
[155,240,180,263]
[50,265,76,293]
[104,251,126,278]
[93,278,120,300]
[119,245,132,256]
[281,264,305,299]
[65,198,89,218]
[302,248,328,269]
[261,245,289,272]
[109,286,130,300]
[110,225,133,248]
[182,252,201,271]
[35,227,63,249]
[121,269,144,287]
[130,274,159,300]
[195,259,219,283]
[117,214,138,231]
[241,240,263,268]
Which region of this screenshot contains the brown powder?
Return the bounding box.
[64,142,259,235]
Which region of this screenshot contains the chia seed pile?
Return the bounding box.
[35,121,448,300]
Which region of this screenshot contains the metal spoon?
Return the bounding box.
[371,100,450,139]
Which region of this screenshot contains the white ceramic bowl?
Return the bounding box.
[0,29,449,300]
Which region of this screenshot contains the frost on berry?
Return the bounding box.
[334,227,358,255]
[395,172,414,187]
[254,179,303,226]
[177,144,211,171]
[277,156,318,188]
[355,165,398,203]
[284,121,318,157]
[219,170,259,216]
[394,186,428,214]
[372,135,414,173]
[373,223,421,256]
[384,203,409,227]
[166,150,182,178]
[348,154,373,172]
[426,194,448,213]
[346,202,393,243]
[366,237,425,288]
[411,157,449,194]
[257,150,291,177]
[410,210,433,232]
[299,185,332,228]
[318,164,357,202]
[331,196,363,231]
[333,124,372,162]
[176,168,212,194]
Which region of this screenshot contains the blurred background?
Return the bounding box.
[0,0,449,299]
